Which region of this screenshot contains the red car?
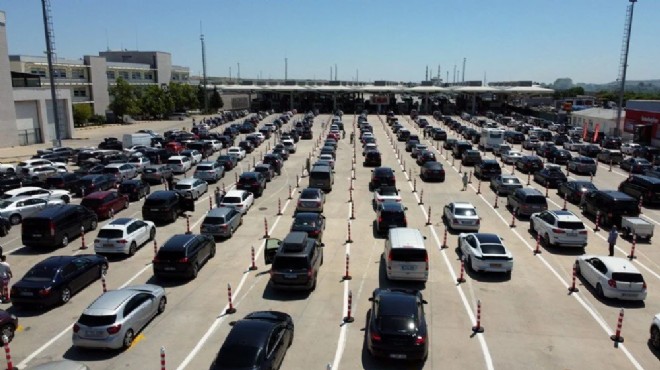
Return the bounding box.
[80,191,129,219]
[165,142,184,154]
[327,132,340,141]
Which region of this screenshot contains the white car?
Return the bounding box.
[318,154,335,169]
[373,186,401,204]
[255,132,265,142]
[166,156,192,174]
[459,233,513,275]
[620,142,641,155]
[563,139,585,152]
[123,145,149,155]
[575,256,647,301]
[173,177,208,200]
[529,210,587,248]
[204,139,223,152]
[220,189,254,214]
[94,217,156,255]
[502,150,523,165]
[0,186,71,203]
[16,159,67,175]
[181,149,203,166]
[0,197,66,225]
[227,147,246,160]
[0,163,16,174]
[127,156,151,173]
[650,314,660,350]
[443,202,480,231]
[362,143,378,156]
[282,139,296,153]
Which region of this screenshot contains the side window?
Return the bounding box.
[61,263,77,277]
[123,296,141,317]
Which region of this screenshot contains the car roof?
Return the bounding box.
[83,191,113,199]
[5,186,42,195]
[584,256,641,274]
[206,207,235,217]
[147,190,178,199]
[376,289,419,316]
[473,233,502,244]
[547,210,581,221]
[176,177,199,185]
[225,319,275,348]
[162,234,197,250]
[107,217,135,226]
[225,189,247,197]
[37,255,79,268]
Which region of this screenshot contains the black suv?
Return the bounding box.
[142,190,194,223]
[22,205,98,248]
[582,190,640,227]
[118,179,151,201]
[75,174,116,197]
[375,202,408,235]
[237,172,267,197]
[474,160,501,180]
[263,154,283,175]
[369,167,396,191]
[515,156,544,174]
[618,175,660,206]
[153,234,216,280]
[364,151,382,167]
[264,232,324,291]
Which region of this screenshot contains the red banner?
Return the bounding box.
[593,123,600,142]
[582,124,588,140]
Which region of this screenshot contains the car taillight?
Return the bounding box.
[371,332,382,342]
[378,217,383,223]
[178,257,189,263]
[117,239,128,244]
[579,230,588,235]
[107,324,122,334]
[38,288,51,296]
[310,230,320,236]
[608,279,617,288]
[643,281,647,289]
[307,269,313,278]
[50,221,55,237]
[73,324,80,333]
[425,254,429,271]
[415,336,426,345]
[552,228,565,234]
[452,219,459,224]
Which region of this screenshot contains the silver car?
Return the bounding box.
[0,197,65,225]
[103,163,137,180]
[200,206,243,238]
[490,175,524,196]
[296,187,325,213]
[72,284,166,349]
[193,161,224,183]
[141,164,173,184]
[127,156,151,173]
[174,177,208,200]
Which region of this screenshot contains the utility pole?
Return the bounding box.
[453,65,456,83]
[334,64,337,81]
[446,71,449,85]
[41,0,62,146]
[615,0,637,136]
[462,58,466,83]
[237,62,240,82]
[330,66,332,81]
[285,57,288,81]
[425,65,428,81]
[437,65,441,80]
[356,69,359,83]
[200,22,208,113]
[229,67,232,81]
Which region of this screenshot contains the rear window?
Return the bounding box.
[454,208,476,216]
[273,256,308,270]
[196,165,213,171]
[175,184,192,190]
[144,198,169,207]
[78,314,117,327]
[203,216,225,225]
[480,244,506,254]
[557,221,584,230]
[390,248,427,262]
[222,196,241,204]
[157,249,186,260]
[23,264,58,281]
[525,195,547,204]
[379,315,417,332]
[103,168,119,174]
[143,168,157,174]
[81,199,103,208]
[97,229,124,239]
[310,171,330,180]
[167,159,182,165]
[611,273,644,283]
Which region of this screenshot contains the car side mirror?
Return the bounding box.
[368,297,374,302]
[320,243,325,247]
[421,300,428,305]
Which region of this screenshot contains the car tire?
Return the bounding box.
[123,329,134,349]
[0,324,15,343]
[89,219,98,231]
[60,286,71,305]
[0,224,6,237]
[171,211,177,223]
[157,297,167,314]
[129,242,137,256]
[469,257,477,272]
[191,264,199,279]
[149,227,156,241]
[543,234,552,248]
[651,326,660,350]
[9,214,21,226]
[62,195,70,204]
[61,234,69,247]
[210,245,216,258]
[528,220,535,234]
[228,227,233,238]
[596,283,605,298]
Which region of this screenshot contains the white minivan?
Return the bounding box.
[384,228,428,282]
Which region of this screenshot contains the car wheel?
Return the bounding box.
[514,207,520,218]
[89,219,98,231]
[123,329,134,349]
[528,220,535,234]
[61,234,69,247]
[469,257,477,272]
[651,326,660,350]
[543,234,552,248]
[0,224,6,237]
[157,297,167,314]
[191,263,199,279]
[99,263,108,276]
[9,214,21,226]
[60,286,71,304]
[149,227,156,241]
[62,195,70,204]
[0,324,14,343]
[574,262,581,276]
[129,242,137,256]
[171,211,177,223]
[210,245,216,258]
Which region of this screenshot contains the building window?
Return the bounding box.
[182,74,189,81]
[72,69,85,79]
[119,71,130,80]
[52,69,67,78]
[144,72,153,80]
[30,69,46,77]
[73,89,87,97]
[131,72,142,80]
[172,74,179,81]
[107,71,115,79]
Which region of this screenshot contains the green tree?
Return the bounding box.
[209,86,224,111]
[139,85,174,119]
[72,104,93,126]
[168,82,199,112]
[109,77,140,121]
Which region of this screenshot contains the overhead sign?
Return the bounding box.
[370,95,389,105]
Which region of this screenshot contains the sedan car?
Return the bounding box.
[515,156,543,174]
[443,202,480,231]
[220,189,254,214]
[530,210,587,248]
[420,161,445,182]
[216,155,238,171]
[620,157,653,174]
[1,186,71,203]
[557,181,598,204]
[458,233,513,275]
[366,288,428,362]
[575,256,647,301]
[11,255,108,308]
[502,150,523,165]
[117,179,150,202]
[72,284,166,350]
[210,311,294,370]
[290,212,325,242]
[296,187,325,213]
[533,165,568,188]
[173,178,208,200]
[94,218,156,256]
[0,197,66,225]
[490,175,523,196]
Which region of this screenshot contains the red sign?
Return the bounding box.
[624,109,660,140]
[593,123,600,142]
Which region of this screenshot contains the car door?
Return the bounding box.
[25,198,48,217]
[444,204,453,222]
[269,325,287,368]
[64,258,90,293]
[131,293,155,329]
[133,220,149,245]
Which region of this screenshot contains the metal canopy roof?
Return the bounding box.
[502,86,554,94]
[214,84,553,94]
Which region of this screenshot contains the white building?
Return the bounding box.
[570,107,627,138]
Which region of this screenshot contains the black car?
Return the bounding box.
[75,175,116,197]
[633,146,660,162]
[579,144,601,158]
[290,212,325,242]
[601,136,622,149]
[0,217,11,237]
[474,160,501,180]
[237,172,267,197]
[618,175,660,205]
[45,173,81,192]
[535,143,556,158]
[301,127,313,139]
[557,181,598,204]
[375,202,407,235]
[153,234,215,279]
[11,255,108,308]
[364,151,382,167]
[416,151,436,166]
[431,128,447,140]
[22,205,98,248]
[534,166,568,188]
[210,311,294,370]
[369,167,396,191]
[443,138,457,150]
[263,154,283,175]
[216,155,239,171]
[420,161,445,182]
[98,137,123,150]
[620,157,653,174]
[515,156,544,174]
[142,191,194,223]
[0,175,31,194]
[546,148,572,165]
[264,232,324,291]
[405,139,420,152]
[506,131,525,144]
[254,164,275,182]
[118,179,151,201]
[452,141,472,158]
[366,288,428,362]
[582,190,640,227]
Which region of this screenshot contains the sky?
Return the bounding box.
[2,0,659,84]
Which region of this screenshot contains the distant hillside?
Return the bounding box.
[576,79,660,93]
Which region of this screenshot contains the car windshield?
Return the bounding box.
[214,344,261,368]
[23,265,59,281]
[175,184,192,190]
[454,208,476,216]
[480,243,506,255]
[196,165,213,171]
[292,216,318,228]
[503,178,520,184]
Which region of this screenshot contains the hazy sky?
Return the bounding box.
[3,0,658,84]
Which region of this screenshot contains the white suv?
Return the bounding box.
[530,210,587,248]
[94,217,156,256]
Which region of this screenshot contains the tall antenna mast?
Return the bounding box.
[462,58,466,83]
[41,0,62,146]
[615,0,637,136]
[200,21,208,113]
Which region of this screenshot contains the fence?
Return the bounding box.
[18,128,43,146]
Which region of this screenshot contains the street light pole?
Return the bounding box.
[41,0,62,147]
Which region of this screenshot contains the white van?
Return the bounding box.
[122,133,152,148]
[384,228,428,282]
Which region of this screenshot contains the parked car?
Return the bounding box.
[75,175,116,197]
[200,206,243,239]
[117,179,150,202]
[253,163,275,182]
[216,155,239,172]
[236,172,267,197]
[419,161,445,182]
[515,156,544,174]
[219,190,254,214]
[263,232,323,291]
[617,175,660,205]
[458,233,513,276]
[209,311,294,370]
[502,150,523,165]
[45,173,81,193]
[296,188,325,213]
[620,157,653,174]
[93,217,156,255]
[369,167,396,191]
[474,160,501,180]
[375,202,408,235]
[21,204,98,248]
[579,144,601,158]
[582,190,640,227]
[557,180,598,204]
[530,210,588,248]
[575,256,647,301]
[72,284,166,350]
[443,202,480,231]
[290,212,325,242]
[507,188,548,218]
[180,149,203,166]
[490,175,523,196]
[173,177,208,200]
[1,186,71,203]
[103,163,137,181]
[227,147,246,160]
[141,165,174,185]
[567,156,597,175]
[534,165,568,188]
[142,191,194,223]
[373,186,401,205]
[597,149,624,165]
[153,234,216,280]
[11,255,108,308]
[0,197,66,225]
[166,156,192,174]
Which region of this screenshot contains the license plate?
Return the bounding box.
[151,208,159,211]
[284,273,297,279]
[568,231,577,236]
[104,243,114,247]
[390,354,406,359]
[33,234,42,238]
[490,264,502,268]
[164,267,176,271]
[85,330,104,337]
[401,265,416,271]
[622,293,638,297]
[19,291,34,296]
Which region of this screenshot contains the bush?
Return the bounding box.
[72,104,93,127]
[89,114,107,125]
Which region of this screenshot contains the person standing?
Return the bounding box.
[608,226,618,257]
[0,255,12,303]
[462,172,468,191]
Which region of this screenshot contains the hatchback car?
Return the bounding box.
[296,188,325,213]
[575,256,647,301]
[141,164,174,184]
[620,157,653,174]
[193,161,224,183]
[474,160,501,180]
[166,156,192,174]
[220,190,254,214]
[72,284,166,350]
[0,197,65,225]
[200,206,243,239]
[291,212,325,242]
[117,179,150,201]
[174,178,208,200]
[375,202,407,235]
[443,202,480,231]
[81,191,129,219]
[152,234,216,280]
[93,217,156,256]
[210,311,294,370]
[264,232,324,291]
[534,165,568,188]
[557,181,598,204]
[103,163,137,181]
[216,155,239,171]
[227,146,246,160]
[366,289,428,362]
[490,175,523,196]
[237,172,267,197]
[419,161,445,182]
[253,163,275,182]
[530,210,587,248]
[459,233,513,275]
[369,167,396,191]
